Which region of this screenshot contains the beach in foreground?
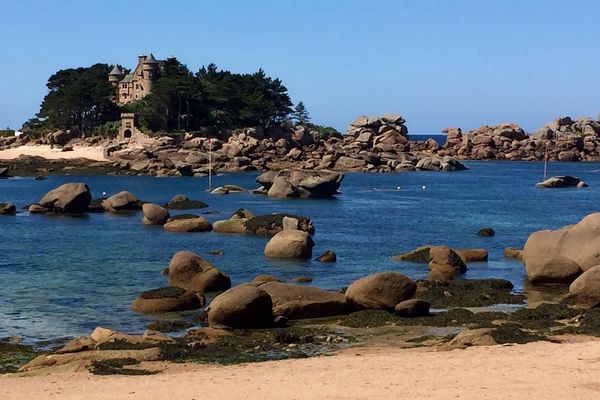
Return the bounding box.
[2,338,600,400]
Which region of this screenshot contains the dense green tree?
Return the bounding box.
[37,63,119,133]
[293,101,310,124]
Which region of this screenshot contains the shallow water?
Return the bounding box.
[1,160,599,341]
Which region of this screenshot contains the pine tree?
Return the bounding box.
[293,101,310,125]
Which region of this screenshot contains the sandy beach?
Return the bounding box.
[2,338,600,400]
[0,145,107,161]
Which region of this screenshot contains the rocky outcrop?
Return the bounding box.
[345,271,416,310]
[525,254,582,284]
[104,116,466,176]
[522,213,600,283]
[167,251,231,293]
[141,203,170,225]
[437,116,600,162]
[207,285,274,329]
[264,230,315,259]
[19,327,168,373]
[39,183,92,213]
[131,287,203,312]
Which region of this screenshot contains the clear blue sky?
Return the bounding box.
[1,0,600,133]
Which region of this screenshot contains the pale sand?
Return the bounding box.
[3,339,600,400]
[0,145,107,161]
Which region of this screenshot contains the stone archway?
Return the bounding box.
[123,129,132,138]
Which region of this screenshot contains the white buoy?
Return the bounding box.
[102,191,107,196]
[396,186,401,190]
[422,186,426,190]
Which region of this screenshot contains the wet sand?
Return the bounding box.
[2,338,600,400]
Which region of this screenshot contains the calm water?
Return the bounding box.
[1,160,599,341]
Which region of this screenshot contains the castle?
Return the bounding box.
[108,54,162,105]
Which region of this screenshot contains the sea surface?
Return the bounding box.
[1,160,599,342]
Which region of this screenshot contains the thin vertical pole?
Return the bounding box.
[208,138,212,191]
[543,143,548,180]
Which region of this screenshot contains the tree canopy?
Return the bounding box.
[37,63,120,133]
[125,60,293,132]
[33,58,295,135]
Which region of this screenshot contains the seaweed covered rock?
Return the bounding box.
[213,218,248,234]
[163,216,213,232]
[256,281,350,319]
[39,183,92,213]
[264,230,315,259]
[245,214,314,235]
[207,285,274,329]
[131,287,203,313]
[257,169,344,199]
[164,194,208,210]
[0,202,16,215]
[141,203,170,226]
[168,251,231,293]
[345,271,417,310]
[102,191,142,212]
[569,265,600,307]
[477,227,495,237]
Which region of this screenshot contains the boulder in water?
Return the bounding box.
[141,203,170,225]
[102,191,142,212]
[39,183,92,213]
[207,284,274,329]
[535,176,587,188]
[264,230,315,259]
[168,251,231,293]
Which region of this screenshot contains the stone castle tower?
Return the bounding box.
[108,54,161,105]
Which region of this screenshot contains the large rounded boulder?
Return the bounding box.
[102,191,142,212]
[207,285,274,329]
[264,230,314,259]
[257,169,344,199]
[131,287,203,313]
[141,203,170,225]
[345,271,417,310]
[523,213,600,275]
[569,265,600,307]
[429,246,467,274]
[168,251,231,293]
[39,183,92,213]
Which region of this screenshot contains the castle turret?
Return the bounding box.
[108,65,124,87]
[142,53,159,95]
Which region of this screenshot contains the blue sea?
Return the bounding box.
[1,160,599,342]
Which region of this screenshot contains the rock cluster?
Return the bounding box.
[97,116,466,176]
[437,116,600,161]
[206,271,427,329]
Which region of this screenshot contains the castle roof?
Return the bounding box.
[109,65,124,76]
[143,53,159,64]
[121,73,134,83]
